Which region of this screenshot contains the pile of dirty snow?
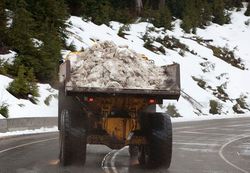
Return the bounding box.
[67,41,168,89]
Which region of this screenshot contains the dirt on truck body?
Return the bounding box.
[58,41,180,168]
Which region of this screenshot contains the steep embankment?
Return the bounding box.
[65,6,250,120]
[1,6,250,120]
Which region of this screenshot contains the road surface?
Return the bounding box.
[0,117,250,173]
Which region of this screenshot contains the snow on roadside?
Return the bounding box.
[0,74,58,119]
[0,126,58,138]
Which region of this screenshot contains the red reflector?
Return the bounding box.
[88,97,94,102]
[148,99,156,104]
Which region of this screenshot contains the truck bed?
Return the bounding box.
[60,61,181,100]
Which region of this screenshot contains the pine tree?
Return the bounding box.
[245,2,250,16]
[35,23,62,82]
[7,65,29,99]
[7,65,39,100]
[26,68,39,97]
[94,1,113,24]
[28,0,68,41]
[212,0,227,25]
[8,0,35,54]
[66,0,85,16]
[167,0,185,19]
[181,0,199,33]
[200,0,212,26]
[181,15,193,33]
[224,0,243,9]
[0,0,7,49]
[152,6,172,29]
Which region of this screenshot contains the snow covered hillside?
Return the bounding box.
[65,6,250,120]
[0,74,57,119]
[1,6,250,121]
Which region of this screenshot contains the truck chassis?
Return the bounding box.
[58,60,180,168]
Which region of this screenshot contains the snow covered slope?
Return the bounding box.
[0,74,57,119]
[65,6,250,120]
[1,6,250,121]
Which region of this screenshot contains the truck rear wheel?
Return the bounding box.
[59,109,87,166]
[138,113,172,168]
[59,109,71,166]
[129,145,139,158]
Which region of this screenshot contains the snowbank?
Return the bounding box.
[0,75,57,119]
[0,126,58,138]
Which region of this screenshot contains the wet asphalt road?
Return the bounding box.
[0,117,250,173]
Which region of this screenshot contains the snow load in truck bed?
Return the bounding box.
[66,41,169,90]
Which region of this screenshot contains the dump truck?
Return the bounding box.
[58,48,180,168]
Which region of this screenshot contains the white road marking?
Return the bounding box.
[219,135,250,173]
[0,138,58,154]
[102,146,128,173]
[111,146,128,173]
[179,131,235,136]
[173,142,220,146]
[179,147,217,153]
[102,150,117,173]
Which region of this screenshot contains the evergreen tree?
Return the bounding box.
[0,0,6,34]
[66,0,85,16]
[181,0,199,33]
[181,15,193,33]
[7,65,39,100]
[200,0,212,26]
[7,65,29,99]
[245,2,250,16]
[8,0,35,54]
[152,6,172,29]
[212,0,227,25]
[224,0,243,9]
[167,0,185,19]
[0,0,7,50]
[36,23,62,82]
[94,1,113,24]
[26,68,39,97]
[28,0,68,41]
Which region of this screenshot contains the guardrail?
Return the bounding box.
[0,117,58,133]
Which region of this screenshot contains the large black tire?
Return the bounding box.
[129,145,139,158]
[59,109,71,166]
[59,109,87,166]
[138,113,172,168]
[58,86,64,130]
[59,89,87,166]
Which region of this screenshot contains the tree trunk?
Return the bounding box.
[159,0,165,9]
[135,0,143,15]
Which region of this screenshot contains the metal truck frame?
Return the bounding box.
[58,60,180,168]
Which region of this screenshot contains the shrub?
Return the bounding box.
[0,58,7,75]
[166,104,181,117]
[245,19,250,26]
[209,100,222,114]
[213,84,229,102]
[66,43,76,52]
[192,76,206,89]
[118,24,130,38]
[209,45,245,70]
[7,65,39,103]
[158,46,166,55]
[0,102,9,118]
[232,104,244,114]
[143,39,154,51]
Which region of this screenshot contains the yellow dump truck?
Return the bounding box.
[58,59,180,168]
